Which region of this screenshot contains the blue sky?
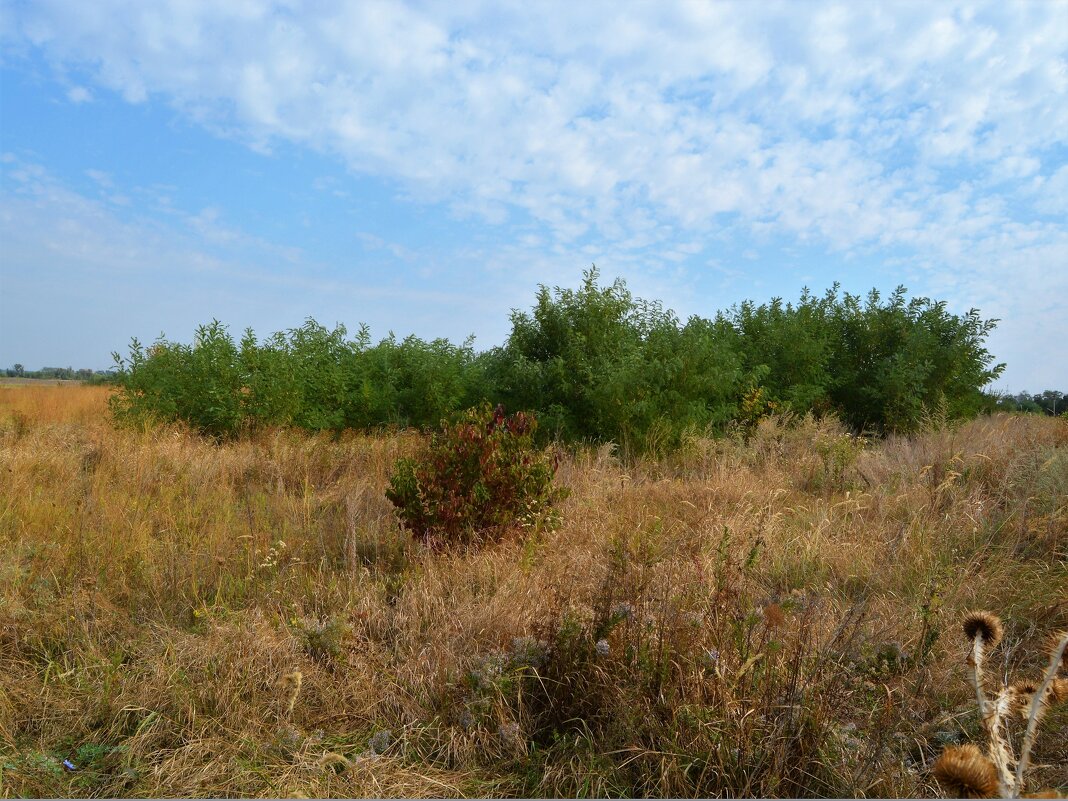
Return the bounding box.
[1,1,1066,391]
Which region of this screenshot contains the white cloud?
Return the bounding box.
[66,85,92,103]
[8,2,1065,248]
[1033,164,1068,215]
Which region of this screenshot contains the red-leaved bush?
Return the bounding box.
[386,404,567,546]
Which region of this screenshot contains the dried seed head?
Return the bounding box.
[962,611,1004,649]
[281,670,303,690]
[763,602,786,629]
[1052,677,1068,705]
[932,744,1000,799]
[1011,680,1039,703]
[1011,680,1042,720]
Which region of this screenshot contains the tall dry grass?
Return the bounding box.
[0,382,110,427]
[0,387,1065,797]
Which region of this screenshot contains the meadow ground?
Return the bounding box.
[0,384,1065,797]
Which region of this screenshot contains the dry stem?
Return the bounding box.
[1013,632,1068,797]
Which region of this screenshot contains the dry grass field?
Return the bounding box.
[1,384,1065,797]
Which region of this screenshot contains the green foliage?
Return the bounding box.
[108,269,1008,444]
[357,333,481,429]
[110,319,483,437]
[729,289,835,415]
[991,389,1067,416]
[726,284,1006,433]
[2,365,111,381]
[110,321,244,437]
[489,267,745,455]
[385,404,567,546]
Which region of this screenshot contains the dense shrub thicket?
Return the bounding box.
[110,269,1005,447]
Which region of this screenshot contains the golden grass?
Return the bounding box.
[0,382,111,427]
[0,387,1065,797]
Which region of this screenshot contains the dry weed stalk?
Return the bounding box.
[1014,633,1068,796]
[317,751,354,772]
[934,615,1068,799]
[281,669,303,716]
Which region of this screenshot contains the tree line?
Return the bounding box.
[993,390,1066,417]
[4,365,114,382]
[103,268,1032,452]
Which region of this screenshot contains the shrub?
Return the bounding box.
[110,322,244,437]
[385,404,567,546]
[489,267,746,455]
[728,284,1006,434]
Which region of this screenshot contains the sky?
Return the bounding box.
[1,1,1066,392]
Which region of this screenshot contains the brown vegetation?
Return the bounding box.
[1,385,1065,797]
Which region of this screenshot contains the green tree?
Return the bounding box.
[491,267,745,454]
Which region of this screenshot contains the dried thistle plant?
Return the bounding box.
[1014,632,1068,796]
[933,615,1068,799]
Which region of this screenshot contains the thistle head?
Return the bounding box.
[1011,680,1038,694]
[1052,677,1068,705]
[1010,680,1040,719]
[962,611,1004,649]
[932,744,1000,799]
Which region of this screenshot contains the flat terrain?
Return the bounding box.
[0,378,84,386]
[1,385,1065,797]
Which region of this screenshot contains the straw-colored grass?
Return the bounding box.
[1,387,1065,797]
[0,382,110,426]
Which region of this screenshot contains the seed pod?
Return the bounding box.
[932,744,999,799]
[962,611,1004,649]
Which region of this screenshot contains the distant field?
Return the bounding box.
[0,383,111,426]
[0,377,84,386]
[1,386,1065,798]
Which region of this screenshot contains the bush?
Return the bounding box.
[385,404,567,546]
[489,267,746,455]
[727,284,1006,433]
[110,321,244,437]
